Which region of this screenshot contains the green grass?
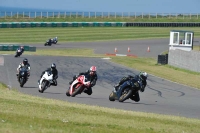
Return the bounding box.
[1,27,200,43]
[1,83,200,133]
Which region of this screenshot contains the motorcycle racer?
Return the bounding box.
[69,66,98,95]
[16,58,31,82]
[114,71,148,102]
[38,63,58,87]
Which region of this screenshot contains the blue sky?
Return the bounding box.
[0,0,200,13]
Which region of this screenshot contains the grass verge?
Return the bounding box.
[0,83,200,133]
[0,27,200,43]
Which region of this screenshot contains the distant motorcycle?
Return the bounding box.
[44,40,52,46]
[15,48,23,57]
[66,75,91,97]
[52,37,58,44]
[38,70,54,93]
[16,67,28,87]
[109,79,138,102]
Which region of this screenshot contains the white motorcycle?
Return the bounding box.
[38,71,54,93]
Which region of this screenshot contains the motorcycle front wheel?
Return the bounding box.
[119,88,133,102]
[71,84,83,97]
[40,81,48,93]
[20,78,24,87]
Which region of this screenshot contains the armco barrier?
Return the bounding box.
[125,22,200,27]
[0,22,126,28]
[1,22,200,28]
[0,45,36,52]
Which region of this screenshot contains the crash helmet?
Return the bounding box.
[139,71,148,81]
[51,63,56,70]
[23,58,28,65]
[21,46,24,49]
[89,66,97,76]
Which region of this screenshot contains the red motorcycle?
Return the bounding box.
[66,75,91,97]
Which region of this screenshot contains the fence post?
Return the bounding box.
[142,12,143,19]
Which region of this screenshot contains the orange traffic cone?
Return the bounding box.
[147,46,150,52]
[114,47,117,53]
[128,47,130,52]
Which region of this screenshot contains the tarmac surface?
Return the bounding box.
[0,38,200,119]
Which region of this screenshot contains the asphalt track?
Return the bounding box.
[0,39,200,120]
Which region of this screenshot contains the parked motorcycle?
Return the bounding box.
[66,75,91,97]
[109,79,137,102]
[16,67,28,87]
[15,48,23,57]
[38,71,54,93]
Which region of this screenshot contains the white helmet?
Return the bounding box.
[139,72,148,81]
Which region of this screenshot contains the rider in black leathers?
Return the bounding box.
[114,72,148,102]
[38,63,58,86]
[69,66,98,95]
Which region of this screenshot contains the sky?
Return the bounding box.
[0,0,200,13]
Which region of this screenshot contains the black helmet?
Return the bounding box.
[139,72,148,81]
[51,63,56,70]
[23,58,28,65]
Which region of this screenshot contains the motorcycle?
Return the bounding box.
[52,37,58,44]
[109,79,138,102]
[15,48,23,57]
[66,75,91,97]
[44,40,52,46]
[17,67,28,87]
[38,71,54,93]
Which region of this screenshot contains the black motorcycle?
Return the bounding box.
[109,79,138,102]
[15,48,23,57]
[17,67,28,87]
[44,40,52,46]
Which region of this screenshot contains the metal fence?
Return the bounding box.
[0,11,200,19]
